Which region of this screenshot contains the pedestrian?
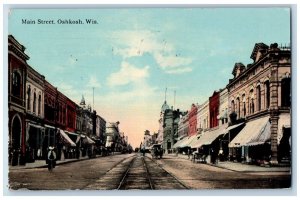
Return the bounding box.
[47,146,56,171]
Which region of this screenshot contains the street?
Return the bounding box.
[8,153,291,190]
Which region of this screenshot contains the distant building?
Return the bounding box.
[188,104,198,136]
[209,91,220,128]
[156,100,170,144]
[163,106,181,152]
[105,121,120,151]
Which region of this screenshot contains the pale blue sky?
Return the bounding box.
[8,8,290,147]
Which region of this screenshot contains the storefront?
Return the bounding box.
[57,129,76,160]
[26,123,45,162]
[191,128,226,163]
[43,125,57,159]
[229,116,270,164]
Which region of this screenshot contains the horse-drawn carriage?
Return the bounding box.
[151,144,163,159]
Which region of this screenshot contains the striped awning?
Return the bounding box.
[82,135,96,145]
[58,129,76,147]
[225,122,245,133]
[173,136,187,148]
[191,128,225,148]
[229,116,269,148]
[179,134,198,148]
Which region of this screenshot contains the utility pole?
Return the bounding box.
[174,90,176,109]
[92,87,94,111]
[165,87,167,102]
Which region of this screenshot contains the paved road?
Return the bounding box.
[8,153,291,190]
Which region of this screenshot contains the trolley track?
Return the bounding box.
[85,154,189,190]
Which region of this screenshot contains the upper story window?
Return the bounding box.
[38,93,41,115]
[33,92,37,113]
[256,85,261,111]
[249,89,255,114]
[281,77,291,107]
[231,100,235,113]
[264,81,270,109]
[27,85,31,110]
[242,94,246,117]
[12,71,21,97]
[236,97,240,119]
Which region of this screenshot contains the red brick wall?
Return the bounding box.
[209,91,220,128]
[188,104,198,136]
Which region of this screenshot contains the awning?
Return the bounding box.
[58,129,76,147]
[175,135,185,141]
[189,134,202,148]
[180,134,198,148]
[28,123,44,130]
[173,135,187,148]
[277,114,291,144]
[65,131,78,136]
[83,135,96,145]
[45,124,55,129]
[225,122,245,133]
[246,120,271,146]
[192,128,226,148]
[229,116,269,148]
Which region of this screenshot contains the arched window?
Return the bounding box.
[27,85,31,111]
[12,71,21,97]
[281,77,291,107]
[33,92,36,113]
[236,97,240,119]
[256,85,261,111]
[242,94,246,117]
[38,94,41,115]
[264,81,270,109]
[249,89,255,114]
[231,100,235,113]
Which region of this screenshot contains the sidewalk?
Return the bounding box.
[163,153,291,173]
[9,152,122,170]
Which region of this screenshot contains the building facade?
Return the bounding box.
[188,104,198,136]
[163,107,181,152]
[43,80,57,153]
[198,100,209,132]
[156,101,170,144]
[209,91,220,128]
[105,121,120,151]
[25,65,45,162]
[227,43,291,165]
[8,35,29,165]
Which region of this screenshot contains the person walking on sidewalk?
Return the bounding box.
[46,146,57,171]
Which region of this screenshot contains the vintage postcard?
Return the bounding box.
[5,6,292,193]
